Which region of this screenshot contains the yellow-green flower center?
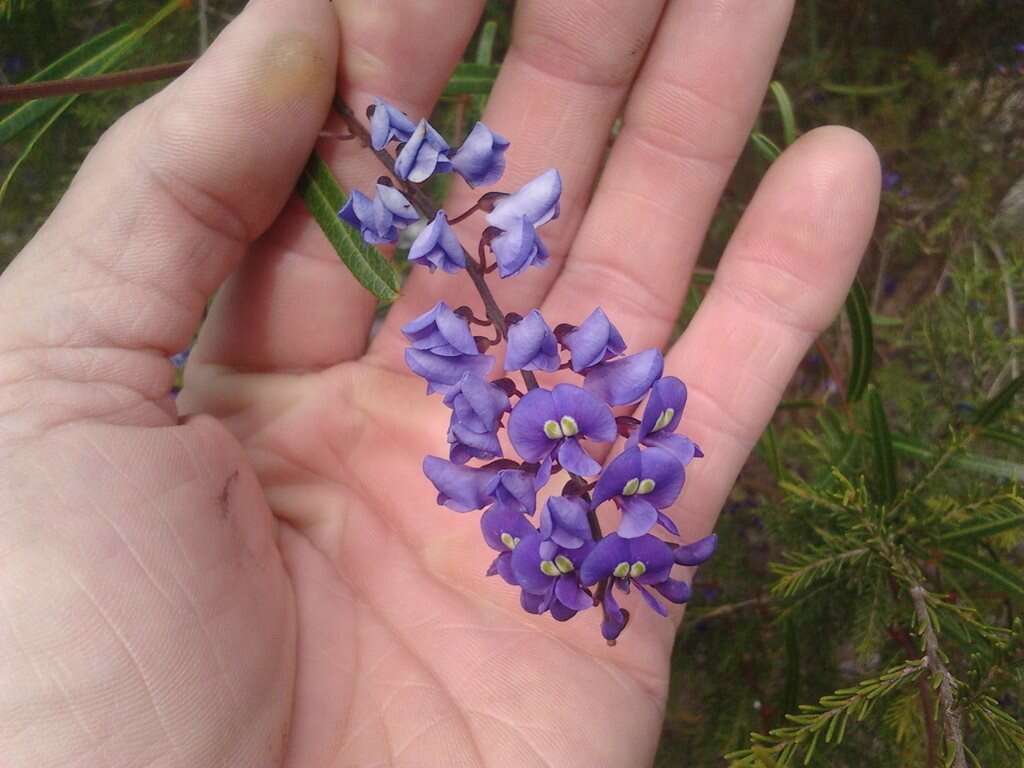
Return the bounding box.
[622,477,656,496]
[653,407,675,432]
[544,415,581,440]
[554,555,575,574]
[612,561,630,579]
[560,415,579,437]
[629,561,647,578]
[540,560,560,577]
[500,532,520,550]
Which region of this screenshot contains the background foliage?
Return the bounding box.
[2,1,1024,765]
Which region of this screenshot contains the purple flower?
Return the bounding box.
[628,376,702,465]
[580,533,693,618]
[599,586,629,644]
[402,302,495,394]
[408,211,466,273]
[405,349,494,395]
[443,374,510,464]
[394,119,452,183]
[673,534,718,566]
[511,532,594,620]
[369,98,417,150]
[505,309,561,372]
[484,465,550,516]
[422,457,495,512]
[584,349,664,406]
[491,217,550,278]
[452,122,510,188]
[402,301,478,356]
[481,504,537,585]
[540,495,592,549]
[169,348,191,368]
[562,308,626,372]
[1016,42,1024,55]
[339,184,418,244]
[592,446,685,538]
[507,384,616,476]
[882,170,901,191]
[486,169,562,231]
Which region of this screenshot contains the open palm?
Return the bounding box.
[0,1,880,766]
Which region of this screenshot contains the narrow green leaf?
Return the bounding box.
[750,746,782,768]
[981,427,1024,452]
[298,153,400,302]
[759,424,784,480]
[782,618,801,716]
[474,20,498,65]
[867,386,897,504]
[0,24,132,144]
[944,550,1024,599]
[891,435,1024,481]
[443,62,499,97]
[974,376,1023,428]
[820,81,908,97]
[938,514,1024,544]
[750,131,782,162]
[0,0,183,197]
[769,81,798,146]
[844,278,874,402]
[0,97,76,204]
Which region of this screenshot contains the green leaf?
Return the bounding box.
[844,278,874,402]
[474,20,498,66]
[0,0,183,199]
[891,435,1024,481]
[443,63,499,97]
[298,153,400,303]
[769,81,798,146]
[867,387,897,504]
[0,23,132,143]
[981,427,1024,453]
[938,513,1024,544]
[974,376,1023,428]
[759,424,784,480]
[943,550,1024,599]
[0,96,75,204]
[782,618,801,716]
[750,131,782,162]
[820,81,908,97]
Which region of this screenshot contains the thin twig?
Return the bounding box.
[910,585,968,768]
[688,596,771,627]
[198,0,210,55]
[0,60,196,104]
[889,624,939,768]
[988,239,1019,381]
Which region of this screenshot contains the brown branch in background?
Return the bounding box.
[888,624,939,768]
[910,586,968,768]
[814,336,846,400]
[0,60,196,105]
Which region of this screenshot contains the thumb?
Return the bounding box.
[0,0,337,411]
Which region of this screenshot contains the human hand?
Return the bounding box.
[0,0,879,765]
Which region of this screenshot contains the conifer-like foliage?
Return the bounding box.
[2,1,1023,765]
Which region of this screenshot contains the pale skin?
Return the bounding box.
[0,0,880,765]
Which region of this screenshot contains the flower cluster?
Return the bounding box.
[338,99,717,644]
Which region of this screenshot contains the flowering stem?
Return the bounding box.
[334,96,539,392]
[0,60,195,104]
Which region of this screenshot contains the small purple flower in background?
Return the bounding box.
[444,373,510,463]
[423,457,495,512]
[402,302,494,394]
[369,98,417,150]
[540,495,593,549]
[629,376,702,465]
[882,170,902,191]
[481,504,536,584]
[507,384,616,476]
[584,348,665,406]
[395,119,453,182]
[580,533,694,619]
[592,445,685,538]
[486,168,562,231]
[505,309,561,372]
[169,348,191,368]
[452,122,510,188]
[1015,42,1024,55]
[339,183,418,244]
[512,532,594,620]
[562,307,626,372]
[408,211,466,273]
[491,217,550,278]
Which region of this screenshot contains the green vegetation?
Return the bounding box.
[2,1,1023,765]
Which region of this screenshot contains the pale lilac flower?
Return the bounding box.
[491,217,549,278]
[584,349,664,406]
[505,310,561,372]
[395,119,452,182]
[486,169,562,231]
[562,308,626,372]
[591,445,685,538]
[369,98,417,150]
[628,376,702,465]
[408,211,466,273]
[452,122,510,188]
